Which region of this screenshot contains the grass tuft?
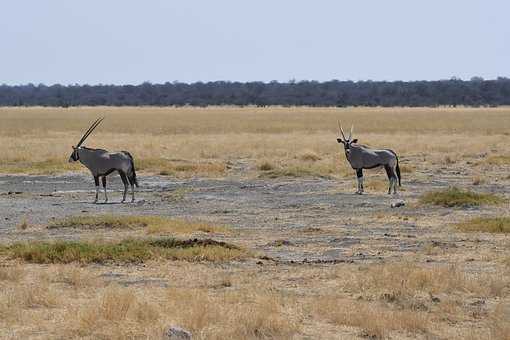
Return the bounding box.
[420,187,504,207]
[48,215,226,234]
[257,161,275,171]
[137,159,225,177]
[260,164,334,179]
[455,217,510,233]
[298,150,321,162]
[17,216,30,230]
[1,238,247,264]
[0,159,81,175]
[486,155,510,165]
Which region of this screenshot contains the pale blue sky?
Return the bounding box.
[0,0,508,85]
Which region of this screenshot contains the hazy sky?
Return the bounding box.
[1,1,508,85]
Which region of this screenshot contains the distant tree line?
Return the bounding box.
[1,77,510,107]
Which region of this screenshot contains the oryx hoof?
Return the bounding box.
[355,191,362,195]
[131,199,135,203]
[121,199,126,203]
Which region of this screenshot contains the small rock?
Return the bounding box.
[390,200,405,208]
[164,326,192,340]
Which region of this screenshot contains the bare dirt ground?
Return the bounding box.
[1,165,506,264]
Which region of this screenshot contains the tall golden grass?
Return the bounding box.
[1,261,508,339]
[1,106,509,176]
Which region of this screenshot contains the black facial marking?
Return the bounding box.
[71,149,79,161]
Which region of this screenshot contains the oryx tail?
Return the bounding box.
[121,151,138,187]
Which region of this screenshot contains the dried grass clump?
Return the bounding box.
[257,160,275,171]
[17,216,30,230]
[137,159,225,177]
[314,298,428,338]
[472,175,486,185]
[55,265,99,289]
[456,217,510,234]
[489,302,510,340]
[0,265,24,282]
[76,285,161,338]
[2,238,247,264]
[486,155,510,165]
[165,287,299,339]
[420,187,504,207]
[298,150,321,162]
[48,214,226,235]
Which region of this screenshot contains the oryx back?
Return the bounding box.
[79,148,132,176]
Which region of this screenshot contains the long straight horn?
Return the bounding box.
[349,124,354,141]
[76,117,104,147]
[337,120,347,140]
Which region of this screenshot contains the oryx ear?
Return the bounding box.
[337,138,345,144]
[351,139,358,143]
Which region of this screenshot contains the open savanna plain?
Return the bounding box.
[0,106,509,339]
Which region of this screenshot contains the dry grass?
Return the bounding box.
[420,187,505,207]
[311,262,509,338]
[137,158,226,177]
[363,178,389,191]
[486,155,510,165]
[456,217,510,233]
[490,302,510,340]
[2,238,247,264]
[16,216,30,230]
[298,149,322,162]
[315,298,429,338]
[257,160,275,171]
[347,262,506,297]
[48,214,227,234]
[0,265,24,282]
[165,287,298,339]
[0,260,508,339]
[1,106,510,176]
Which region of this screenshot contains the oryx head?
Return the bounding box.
[68,117,104,162]
[336,121,358,155]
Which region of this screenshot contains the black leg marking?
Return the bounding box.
[118,171,129,203]
[119,171,128,185]
[384,165,392,180]
[356,169,363,178]
[93,176,99,203]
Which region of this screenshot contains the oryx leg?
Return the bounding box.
[391,166,398,195]
[119,171,129,203]
[384,166,393,194]
[93,176,100,204]
[101,176,108,203]
[385,165,397,195]
[356,169,364,194]
[127,173,135,203]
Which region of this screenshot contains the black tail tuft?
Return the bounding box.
[396,156,401,187]
[122,151,139,187]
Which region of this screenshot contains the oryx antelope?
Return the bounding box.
[68,118,139,203]
[336,122,401,195]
